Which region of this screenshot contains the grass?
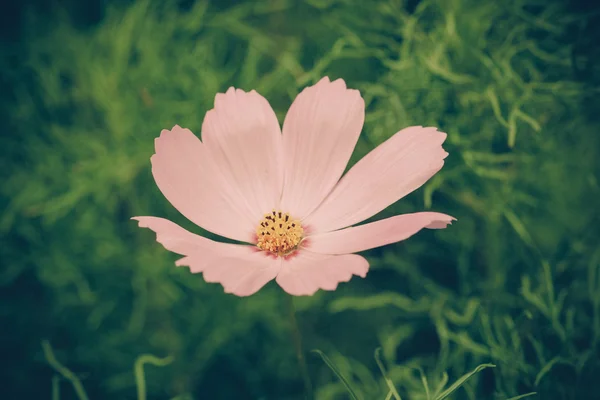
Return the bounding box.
[1,0,599,398]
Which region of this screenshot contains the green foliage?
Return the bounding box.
[314,348,497,400]
[1,0,599,399]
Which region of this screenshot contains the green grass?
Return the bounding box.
[1,0,599,398]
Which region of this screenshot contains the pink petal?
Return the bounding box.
[275,250,369,296]
[151,125,256,242]
[133,217,280,296]
[279,77,365,219]
[202,87,284,219]
[304,126,448,233]
[306,212,455,255]
[132,216,251,267]
[202,252,281,297]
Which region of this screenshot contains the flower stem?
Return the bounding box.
[285,294,313,400]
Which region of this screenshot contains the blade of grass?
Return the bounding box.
[432,372,449,399]
[41,340,89,400]
[52,375,60,400]
[374,348,402,400]
[312,350,360,400]
[417,367,431,400]
[506,393,537,400]
[535,356,566,386]
[435,364,495,400]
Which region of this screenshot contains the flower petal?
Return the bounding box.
[202,87,284,218]
[133,217,280,296]
[275,250,369,296]
[151,125,255,242]
[280,77,365,219]
[306,212,455,255]
[304,126,448,233]
[132,216,251,267]
[202,252,281,297]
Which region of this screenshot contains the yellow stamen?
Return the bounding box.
[256,210,304,256]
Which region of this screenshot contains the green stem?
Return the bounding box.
[134,354,174,400]
[41,340,89,400]
[51,375,60,400]
[285,294,313,400]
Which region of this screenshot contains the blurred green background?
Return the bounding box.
[1,0,599,399]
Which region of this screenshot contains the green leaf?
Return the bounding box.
[374,348,402,400]
[42,340,89,400]
[134,354,174,400]
[329,293,430,313]
[535,357,570,387]
[312,350,360,400]
[505,393,537,400]
[417,367,431,400]
[431,372,449,399]
[435,364,495,400]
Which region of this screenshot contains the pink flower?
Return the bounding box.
[133,77,454,296]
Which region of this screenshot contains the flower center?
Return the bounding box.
[256,210,304,256]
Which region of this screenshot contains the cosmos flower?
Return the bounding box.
[133,77,454,296]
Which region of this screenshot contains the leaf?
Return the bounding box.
[374,348,402,400]
[329,293,430,313]
[134,354,174,400]
[42,340,89,400]
[417,367,431,400]
[435,364,495,400]
[431,372,449,399]
[505,393,537,400]
[535,357,570,387]
[312,350,360,400]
